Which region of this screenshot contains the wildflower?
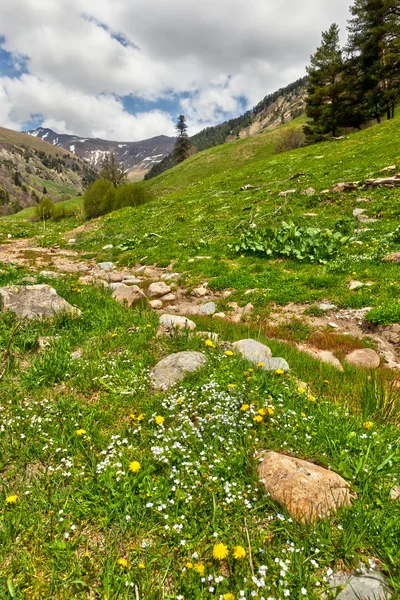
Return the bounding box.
[233,546,246,559]
[194,562,205,575]
[227,384,236,390]
[76,429,87,436]
[258,408,267,416]
[155,416,165,425]
[308,394,316,402]
[118,558,128,568]
[205,340,215,348]
[84,551,90,558]
[224,594,235,600]
[301,412,306,417]
[253,415,263,423]
[5,495,18,504]
[138,563,145,569]
[224,350,234,356]
[240,404,250,411]
[137,414,145,421]
[298,387,307,393]
[213,543,229,560]
[257,362,265,368]
[275,369,285,375]
[364,421,374,430]
[129,461,141,473]
[267,407,274,416]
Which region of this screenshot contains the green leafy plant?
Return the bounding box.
[366,303,400,326]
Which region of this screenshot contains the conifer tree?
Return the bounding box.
[99,153,127,188]
[173,115,191,163]
[304,24,345,140]
[347,0,400,122]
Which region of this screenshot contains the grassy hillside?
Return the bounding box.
[0,126,74,158]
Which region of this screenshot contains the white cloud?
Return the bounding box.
[0,0,353,140]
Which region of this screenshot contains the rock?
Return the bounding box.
[160,293,176,302]
[262,357,290,372]
[330,572,392,600]
[103,244,113,249]
[232,339,272,364]
[353,208,366,217]
[381,165,396,172]
[78,275,108,288]
[278,189,296,197]
[349,280,365,291]
[382,252,400,264]
[147,282,172,298]
[122,276,143,285]
[302,187,316,195]
[365,175,400,189]
[317,351,344,372]
[161,272,181,281]
[358,214,377,223]
[107,272,124,283]
[71,349,83,360]
[222,290,233,299]
[328,322,339,329]
[0,285,81,320]
[68,238,76,244]
[97,262,114,271]
[198,301,217,316]
[39,271,58,278]
[151,351,207,390]
[257,452,355,523]
[37,336,53,349]
[159,314,196,331]
[390,486,400,501]
[213,312,226,320]
[143,267,163,279]
[192,286,208,298]
[333,182,359,193]
[345,349,380,369]
[111,284,147,307]
[150,300,163,309]
[302,213,318,217]
[356,197,369,202]
[318,303,337,312]
[241,184,256,191]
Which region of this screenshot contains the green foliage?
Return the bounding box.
[113,182,154,210]
[84,179,115,219]
[99,153,127,188]
[173,115,191,164]
[275,127,305,153]
[233,221,349,264]
[0,186,10,205]
[366,303,400,326]
[35,197,55,221]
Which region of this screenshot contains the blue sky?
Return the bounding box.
[0,0,352,141]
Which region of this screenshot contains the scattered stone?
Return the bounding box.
[382,252,400,264]
[333,182,359,193]
[143,267,163,279]
[23,277,36,284]
[302,187,316,195]
[97,262,114,271]
[79,275,108,288]
[353,208,366,217]
[198,301,217,316]
[390,486,400,501]
[159,314,196,331]
[321,189,330,194]
[112,284,147,308]
[147,281,172,298]
[262,357,290,372]
[103,244,113,250]
[318,303,337,312]
[213,312,226,320]
[39,271,58,278]
[328,322,339,329]
[365,174,400,189]
[150,300,163,309]
[330,572,392,600]
[68,238,76,244]
[160,293,176,302]
[381,165,396,172]
[302,213,318,217]
[107,272,124,283]
[192,286,208,298]
[345,349,380,369]
[349,280,365,291]
[358,214,377,223]
[300,346,344,371]
[71,349,83,360]
[356,197,369,202]
[37,336,53,349]
[161,272,181,281]
[257,451,355,523]
[123,276,143,285]
[222,290,233,299]
[278,189,296,197]
[151,351,207,390]
[232,339,272,364]
[240,184,256,191]
[0,284,81,320]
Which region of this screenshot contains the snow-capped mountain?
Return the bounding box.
[26,128,176,179]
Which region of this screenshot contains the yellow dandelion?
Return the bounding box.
[301,412,306,417]
[185,561,193,569]
[138,562,145,569]
[363,421,374,430]
[84,551,90,558]
[248,368,254,373]
[224,350,234,356]
[224,595,235,600]
[5,494,18,505]
[275,369,285,375]
[76,429,87,437]
[298,387,307,393]
[227,384,236,390]
[233,545,246,559]
[118,558,128,568]
[194,562,205,575]
[308,394,316,402]
[155,416,165,425]
[258,408,267,416]
[129,461,141,473]
[257,362,265,368]
[213,543,229,560]
[253,415,263,423]
[205,340,215,347]
[137,414,145,421]
[240,404,250,411]
[267,407,275,416]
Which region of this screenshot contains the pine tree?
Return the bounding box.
[347,0,400,122]
[99,153,127,188]
[173,115,191,163]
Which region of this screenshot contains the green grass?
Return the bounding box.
[0,265,399,599]
[0,126,73,158]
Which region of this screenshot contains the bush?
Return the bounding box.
[84,179,115,219]
[113,182,154,210]
[275,128,305,153]
[35,198,55,221]
[365,303,400,326]
[232,221,349,264]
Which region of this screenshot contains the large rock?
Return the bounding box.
[0,285,81,320]
[151,351,207,390]
[300,346,344,371]
[97,262,114,271]
[383,252,400,264]
[159,314,196,331]
[111,284,147,307]
[262,357,290,372]
[232,339,273,364]
[148,282,172,298]
[349,280,365,291]
[257,452,355,523]
[345,349,380,369]
[329,572,392,600]
[198,301,217,315]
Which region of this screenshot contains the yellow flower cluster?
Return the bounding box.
[155,416,165,425]
[212,543,246,560]
[364,421,374,430]
[129,461,141,473]
[76,429,87,437]
[5,494,18,504]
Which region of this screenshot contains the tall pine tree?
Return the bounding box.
[173,115,191,163]
[347,0,400,122]
[304,24,345,140]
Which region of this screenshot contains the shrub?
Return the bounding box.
[365,303,400,326]
[35,198,54,221]
[113,182,154,210]
[232,221,349,264]
[275,128,305,153]
[84,179,115,219]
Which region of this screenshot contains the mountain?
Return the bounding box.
[0,126,97,215]
[145,77,307,179]
[26,128,176,180]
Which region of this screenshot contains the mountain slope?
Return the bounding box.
[0,126,97,215]
[27,128,176,180]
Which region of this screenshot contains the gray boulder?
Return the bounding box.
[198,301,217,315]
[345,349,380,369]
[329,572,392,600]
[97,262,114,271]
[148,282,172,298]
[0,285,81,320]
[111,284,147,307]
[151,351,207,390]
[232,339,273,364]
[159,314,196,331]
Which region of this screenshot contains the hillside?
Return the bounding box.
[0,126,97,215]
[27,127,176,180]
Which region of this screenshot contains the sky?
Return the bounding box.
[0,0,352,142]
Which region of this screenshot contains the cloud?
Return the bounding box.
[0,0,353,140]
